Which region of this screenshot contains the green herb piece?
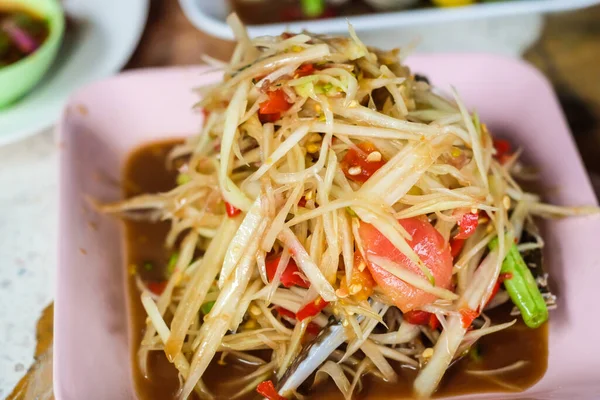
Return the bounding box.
[176,173,191,185]
[167,253,179,276]
[201,301,215,315]
[143,262,153,271]
[472,111,481,136]
[316,82,334,94]
[468,344,482,362]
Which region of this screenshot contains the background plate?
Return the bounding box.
[0,0,149,146]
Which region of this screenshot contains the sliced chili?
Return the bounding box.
[455,211,479,240]
[450,238,465,258]
[403,310,440,330]
[147,281,167,296]
[296,297,328,321]
[265,255,310,288]
[296,63,315,77]
[460,308,479,329]
[493,138,512,164]
[225,201,241,218]
[256,380,286,400]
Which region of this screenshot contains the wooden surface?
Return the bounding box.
[8,2,600,399]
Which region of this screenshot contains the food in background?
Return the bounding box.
[0,8,49,68]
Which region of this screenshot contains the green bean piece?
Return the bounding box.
[490,239,548,328]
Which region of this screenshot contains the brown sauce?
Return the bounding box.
[0,7,50,67]
[124,140,548,400]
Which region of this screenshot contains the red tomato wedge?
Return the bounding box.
[358,217,453,312]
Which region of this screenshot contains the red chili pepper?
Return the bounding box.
[460,308,479,329]
[296,297,329,321]
[260,89,292,115]
[403,310,440,330]
[147,281,167,295]
[455,211,479,240]
[450,238,465,258]
[259,112,281,123]
[485,272,514,307]
[296,63,315,77]
[297,196,307,207]
[493,138,512,164]
[428,313,440,330]
[275,307,321,337]
[403,310,430,325]
[266,255,310,288]
[256,380,286,400]
[306,322,321,336]
[225,201,241,218]
[341,142,386,183]
[275,306,296,319]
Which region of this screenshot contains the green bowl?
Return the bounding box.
[0,0,64,108]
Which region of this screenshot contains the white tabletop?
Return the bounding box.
[0,129,56,397]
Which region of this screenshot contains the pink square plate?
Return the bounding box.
[55,55,600,400]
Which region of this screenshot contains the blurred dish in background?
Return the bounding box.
[228,0,591,25]
[0,0,64,109]
[0,0,148,146]
[181,0,600,40]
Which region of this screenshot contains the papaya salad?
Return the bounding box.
[101,14,599,400]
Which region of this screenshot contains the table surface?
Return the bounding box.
[2,1,600,399]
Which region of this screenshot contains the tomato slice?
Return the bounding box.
[359,217,453,312]
[341,142,386,183]
[265,254,310,288]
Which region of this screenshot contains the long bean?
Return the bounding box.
[490,239,548,328]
